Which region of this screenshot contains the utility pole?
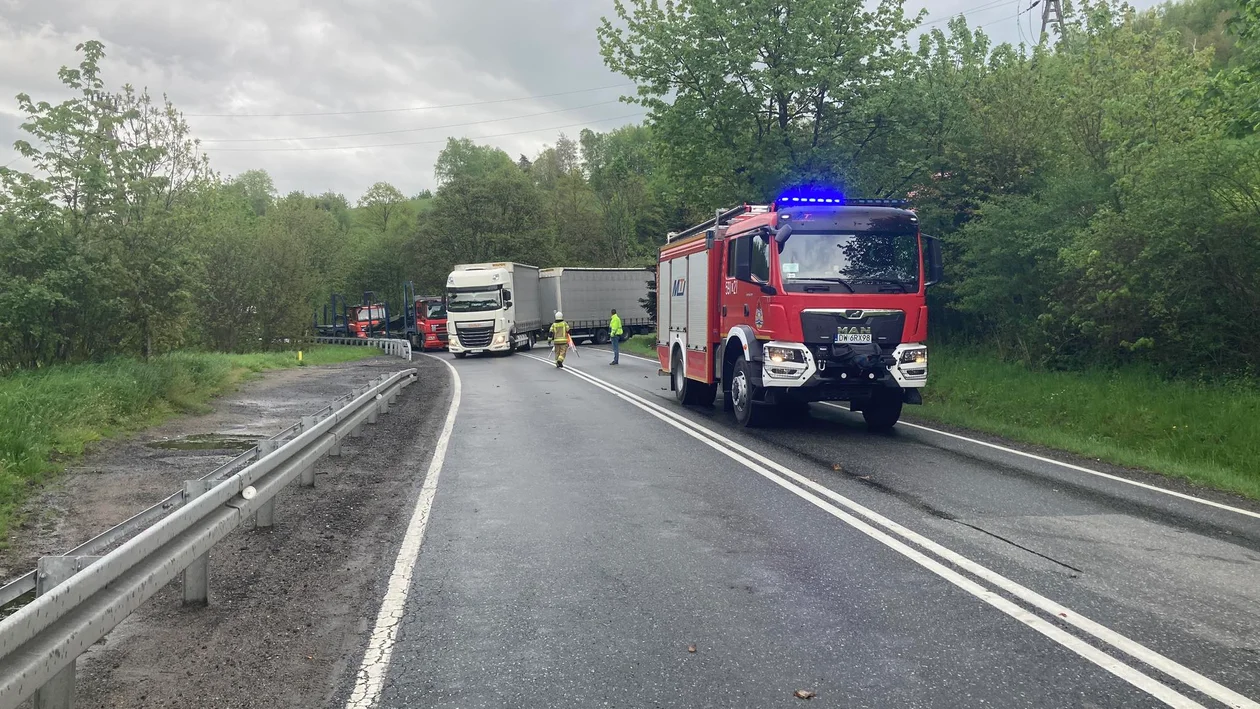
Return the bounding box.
[1040,0,1064,37]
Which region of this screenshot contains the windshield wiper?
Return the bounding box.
[852,278,911,293]
[792,277,855,293]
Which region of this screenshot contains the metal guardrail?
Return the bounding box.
[0,369,417,709]
[314,336,412,361]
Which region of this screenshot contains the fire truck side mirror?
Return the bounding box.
[924,235,944,286]
[773,223,793,245]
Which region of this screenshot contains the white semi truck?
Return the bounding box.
[445,262,544,358]
[539,267,654,344]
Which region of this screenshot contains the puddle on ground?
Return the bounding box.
[146,433,262,451]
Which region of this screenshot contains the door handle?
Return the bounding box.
[722,306,727,317]
[743,305,750,316]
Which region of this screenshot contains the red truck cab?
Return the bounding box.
[413,297,448,351]
[657,195,942,430]
[347,304,386,338]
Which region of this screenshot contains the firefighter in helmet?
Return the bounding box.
[549,311,570,368]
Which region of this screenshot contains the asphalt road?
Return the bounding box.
[357,348,1260,709]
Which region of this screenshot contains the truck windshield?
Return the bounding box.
[778,231,919,291]
[425,302,447,319]
[446,289,501,312]
[356,307,385,321]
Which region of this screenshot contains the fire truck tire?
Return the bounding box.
[862,390,903,432]
[731,356,769,427]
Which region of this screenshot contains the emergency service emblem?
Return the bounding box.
[755,305,764,328]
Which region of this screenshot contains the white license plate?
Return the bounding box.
[470,349,484,354]
[835,333,872,344]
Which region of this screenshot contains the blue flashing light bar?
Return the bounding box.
[776,188,906,208]
[777,196,908,207]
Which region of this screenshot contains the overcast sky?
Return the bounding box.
[1,0,1166,201]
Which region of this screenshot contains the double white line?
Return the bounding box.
[526,353,1257,709]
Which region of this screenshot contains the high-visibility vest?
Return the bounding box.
[610,314,623,336]
[551,321,569,340]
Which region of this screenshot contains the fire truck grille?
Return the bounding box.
[456,326,493,348]
[801,311,905,347]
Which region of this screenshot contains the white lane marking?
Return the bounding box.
[817,403,1260,520]
[527,353,1258,709]
[345,354,462,709]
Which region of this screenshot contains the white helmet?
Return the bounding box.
[555,311,563,320]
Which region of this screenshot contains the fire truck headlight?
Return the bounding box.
[899,346,927,365]
[765,345,805,364]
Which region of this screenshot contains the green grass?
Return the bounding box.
[621,334,659,359]
[0,346,382,543]
[919,346,1260,500]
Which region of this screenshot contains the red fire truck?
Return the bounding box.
[657,194,942,430]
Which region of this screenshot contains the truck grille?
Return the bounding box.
[801,311,904,347]
[456,326,493,348]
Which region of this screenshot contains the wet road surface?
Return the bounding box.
[359,350,1260,709]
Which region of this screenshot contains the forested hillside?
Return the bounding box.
[2,0,1258,380]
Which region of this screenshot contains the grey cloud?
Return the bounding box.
[0,0,1165,196]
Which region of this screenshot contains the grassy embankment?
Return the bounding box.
[621,334,658,359]
[625,334,1259,500]
[919,348,1259,500]
[0,346,382,543]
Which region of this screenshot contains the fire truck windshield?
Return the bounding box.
[778,231,920,291]
[446,289,502,313]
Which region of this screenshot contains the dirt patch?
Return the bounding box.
[1,357,409,580]
[5,354,453,709]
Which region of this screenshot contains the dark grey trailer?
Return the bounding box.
[539,267,654,344]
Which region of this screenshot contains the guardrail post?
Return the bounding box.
[349,387,365,437]
[300,416,317,487]
[254,441,281,528]
[328,432,342,457]
[182,480,216,605]
[33,555,100,709]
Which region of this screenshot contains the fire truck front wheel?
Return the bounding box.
[731,357,769,427]
[862,389,903,432]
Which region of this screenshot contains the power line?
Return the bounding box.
[199,99,627,143]
[185,83,635,118]
[201,112,647,152]
[919,0,1022,28]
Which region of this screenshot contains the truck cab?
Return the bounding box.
[658,196,942,430]
[346,304,386,339]
[445,264,543,358]
[413,296,448,351]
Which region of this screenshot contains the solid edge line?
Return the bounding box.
[344,354,462,709]
[818,403,1260,520]
[531,354,1257,709]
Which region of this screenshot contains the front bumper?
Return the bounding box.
[758,341,928,395]
[448,328,511,353]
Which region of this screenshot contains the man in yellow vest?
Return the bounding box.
[609,308,623,365]
[549,311,570,368]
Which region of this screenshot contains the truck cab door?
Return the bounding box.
[722,233,771,338]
